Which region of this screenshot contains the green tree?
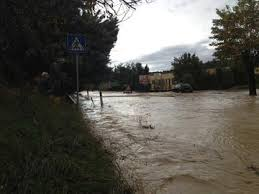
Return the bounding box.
[72,12,119,89]
[172,53,203,89]
[0,0,119,94]
[144,64,149,74]
[111,62,149,91]
[211,0,259,95]
[0,0,83,82]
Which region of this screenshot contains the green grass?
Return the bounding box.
[0,87,132,194]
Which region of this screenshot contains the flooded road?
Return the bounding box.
[80,91,259,194]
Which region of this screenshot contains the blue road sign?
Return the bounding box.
[66,34,87,54]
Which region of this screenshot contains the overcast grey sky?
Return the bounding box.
[110,0,236,71]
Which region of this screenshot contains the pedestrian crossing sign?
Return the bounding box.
[66,34,87,54]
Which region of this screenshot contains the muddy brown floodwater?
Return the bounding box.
[81,90,259,194]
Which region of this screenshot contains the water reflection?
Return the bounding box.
[81,91,259,194]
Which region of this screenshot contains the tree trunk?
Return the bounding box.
[248,61,257,96]
[242,50,257,96]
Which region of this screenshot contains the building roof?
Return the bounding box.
[148,70,173,75]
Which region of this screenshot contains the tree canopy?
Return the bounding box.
[210,0,259,93]
[0,0,118,91]
[171,53,235,89]
[211,0,259,61]
[86,0,153,21]
[111,63,149,91]
[172,53,203,88]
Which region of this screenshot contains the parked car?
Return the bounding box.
[172,83,193,93]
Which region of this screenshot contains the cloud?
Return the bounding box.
[130,39,214,72]
[110,0,237,71]
[169,0,199,9]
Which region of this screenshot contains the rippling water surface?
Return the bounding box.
[80,91,259,194]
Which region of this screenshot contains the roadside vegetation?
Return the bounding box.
[108,63,150,91]
[0,85,132,194]
[0,1,145,193]
[171,53,237,90]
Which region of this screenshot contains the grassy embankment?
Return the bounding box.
[0,86,132,194]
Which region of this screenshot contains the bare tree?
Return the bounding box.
[85,0,153,21]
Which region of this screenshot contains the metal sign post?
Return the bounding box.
[66,34,87,106]
[76,54,79,105]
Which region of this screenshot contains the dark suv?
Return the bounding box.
[172,83,193,93]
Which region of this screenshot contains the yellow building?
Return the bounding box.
[255,67,259,75]
[147,71,175,91]
[206,68,217,75]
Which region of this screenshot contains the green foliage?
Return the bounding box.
[1,0,80,80]
[172,53,235,90]
[0,88,132,194]
[111,63,149,91]
[62,12,119,89]
[211,0,259,58]
[172,53,203,89]
[210,0,259,85]
[0,0,119,91]
[80,14,119,86]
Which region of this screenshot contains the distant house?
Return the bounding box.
[139,71,175,92]
[206,68,217,75]
[139,75,149,85]
[205,66,231,75]
[255,67,259,75]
